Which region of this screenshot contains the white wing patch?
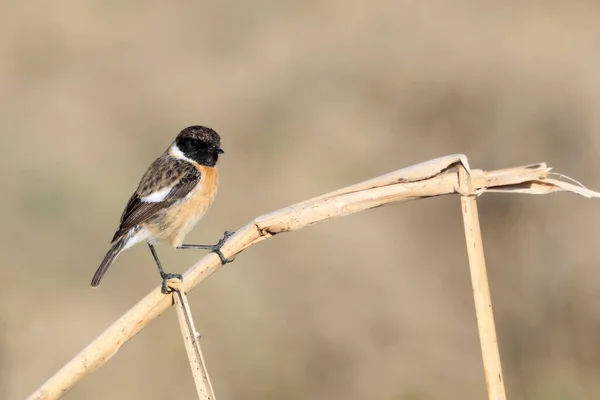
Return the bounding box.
[141,186,174,203]
[169,144,194,163]
[139,144,198,203]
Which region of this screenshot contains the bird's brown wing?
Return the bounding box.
[111,157,201,242]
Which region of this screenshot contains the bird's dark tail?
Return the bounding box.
[91,237,126,287]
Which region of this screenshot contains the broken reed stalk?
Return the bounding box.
[168,279,216,400]
[27,154,600,400]
[458,166,506,400]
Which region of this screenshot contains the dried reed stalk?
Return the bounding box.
[27,154,600,400]
[169,279,216,399]
[458,166,506,400]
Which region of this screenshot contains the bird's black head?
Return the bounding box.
[175,126,223,167]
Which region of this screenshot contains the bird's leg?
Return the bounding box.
[177,231,236,264]
[147,243,182,294]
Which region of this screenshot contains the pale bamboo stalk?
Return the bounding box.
[458,166,506,400]
[26,155,600,400]
[169,279,216,400]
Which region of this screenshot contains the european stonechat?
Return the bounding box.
[91,125,233,293]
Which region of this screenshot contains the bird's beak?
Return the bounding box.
[211,147,224,154]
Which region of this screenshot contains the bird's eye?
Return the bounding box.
[188,138,199,147]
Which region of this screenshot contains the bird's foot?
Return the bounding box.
[212,231,236,264]
[177,231,236,264]
[160,272,183,294]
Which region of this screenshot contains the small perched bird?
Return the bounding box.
[91,125,233,293]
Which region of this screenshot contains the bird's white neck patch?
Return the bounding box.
[169,144,194,163]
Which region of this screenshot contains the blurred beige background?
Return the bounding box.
[2,1,600,399]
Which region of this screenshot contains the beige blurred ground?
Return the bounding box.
[2,1,600,399]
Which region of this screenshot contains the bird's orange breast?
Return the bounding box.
[152,165,219,247]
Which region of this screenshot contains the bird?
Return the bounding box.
[91,125,233,293]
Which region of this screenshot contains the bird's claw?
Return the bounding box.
[212,231,236,264]
[160,272,183,294]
